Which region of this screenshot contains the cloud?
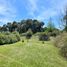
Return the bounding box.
[0,0,67,26]
[26,0,38,16]
[37,10,57,20]
[26,0,67,19]
[0,0,17,26]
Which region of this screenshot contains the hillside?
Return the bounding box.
[0,36,67,67]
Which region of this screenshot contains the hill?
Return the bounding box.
[0,36,67,67]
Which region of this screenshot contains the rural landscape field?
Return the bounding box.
[0,0,67,67]
[0,36,67,67]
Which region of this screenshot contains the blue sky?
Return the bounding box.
[0,0,67,28]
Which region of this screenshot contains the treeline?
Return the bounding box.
[0,19,44,33]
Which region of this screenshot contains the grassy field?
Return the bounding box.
[0,36,67,67]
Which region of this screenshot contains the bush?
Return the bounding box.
[54,32,67,48]
[39,32,50,41]
[0,32,20,45]
[54,32,67,58]
[0,34,6,44]
[26,29,33,39]
[22,39,24,42]
[12,31,20,41]
[9,34,18,43]
[4,32,11,35]
[48,29,60,37]
[61,42,67,58]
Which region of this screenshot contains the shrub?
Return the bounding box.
[22,39,24,42]
[0,32,20,45]
[48,29,60,37]
[0,34,5,45]
[54,32,67,58]
[9,34,18,43]
[61,42,67,58]
[39,32,50,41]
[12,31,20,41]
[54,32,67,48]
[4,32,11,35]
[26,29,33,39]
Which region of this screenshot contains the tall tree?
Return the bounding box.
[47,18,55,32]
[63,6,67,31]
[7,22,12,32]
[12,21,17,32]
[0,19,44,33]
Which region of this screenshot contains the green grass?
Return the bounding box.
[0,36,67,67]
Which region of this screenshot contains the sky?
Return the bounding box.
[0,0,67,28]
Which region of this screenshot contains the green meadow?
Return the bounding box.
[0,36,67,67]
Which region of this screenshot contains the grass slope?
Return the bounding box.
[0,36,67,67]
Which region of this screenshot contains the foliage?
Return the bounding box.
[54,32,67,47]
[39,32,50,41]
[47,18,55,32]
[12,31,20,41]
[54,32,67,58]
[44,27,60,37]
[0,32,20,45]
[61,42,67,58]
[0,19,44,33]
[48,29,60,37]
[63,7,67,32]
[43,19,60,37]
[26,29,33,39]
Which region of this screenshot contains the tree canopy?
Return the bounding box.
[0,19,44,33]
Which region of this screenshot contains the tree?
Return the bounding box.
[32,19,44,33]
[0,19,44,33]
[2,24,8,31]
[26,28,33,39]
[12,21,18,32]
[63,7,67,32]
[47,18,55,32]
[7,22,12,32]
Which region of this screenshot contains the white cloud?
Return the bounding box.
[0,0,17,26]
[0,0,67,26]
[31,0,67,21]
[37,10,57,21]
[26,0,38,16]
